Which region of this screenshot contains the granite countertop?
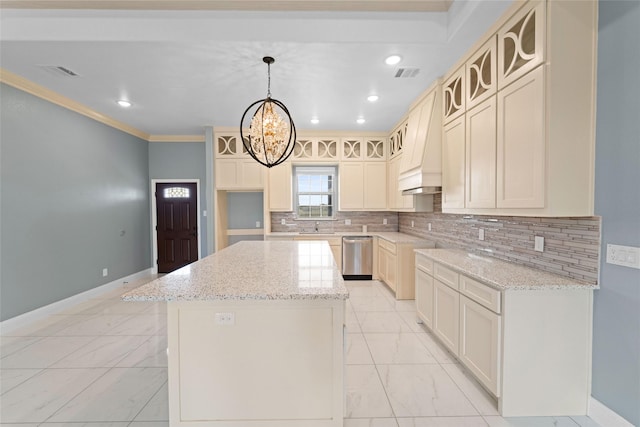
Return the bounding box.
[267,231,434,245]
[415,248,597,291]
[123,241,349,302]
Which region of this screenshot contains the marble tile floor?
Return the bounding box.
[0,278,602,427]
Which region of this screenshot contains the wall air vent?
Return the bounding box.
[38,65,80,77]
[395,67,420,78]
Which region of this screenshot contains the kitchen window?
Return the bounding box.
[293,165,337,220]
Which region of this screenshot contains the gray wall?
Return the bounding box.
[0,83,151,321]
[148,142,208,256]
[593,1,640,425]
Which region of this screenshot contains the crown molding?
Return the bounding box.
[148,134,205,142]
[0,68,150,140]
[0,0,452,12]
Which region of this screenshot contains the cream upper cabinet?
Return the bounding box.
[365,138,386,161]
[214,133,265,190]
[387,156,414,211]
[467,36,497,110]
[292,138,339,162]
[442,116,466,209]
[339,162,364,210]
[466,96,497,209]
[441,0,596,216]
[341,138,363,161]
[267,162,292,211]
[497,66,545,209]
[443,66,465,124]
[497,1,545,89]
[363,163,387,209]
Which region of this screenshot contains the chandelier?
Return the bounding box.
[240,56,296,168]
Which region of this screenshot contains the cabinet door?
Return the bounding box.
[443,66,465,124]
[460,295,501,396]
[363,162,387,209]
[341,138,363,161]
[497,0,545,89]
[386,251,397,292]
[216,159,240,189]
[497,65,545,208]
[416,269,434,329]
[442,116,466,209]
[387,157,399,209]
[241,161,264,189]
[466,96,497,208]
[268,162,292,211]
[339,162,364,210]
[467,36,497,110]
[378,247,388,283]
[434,280,460,356]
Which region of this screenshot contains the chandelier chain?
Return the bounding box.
[267,62,272,98]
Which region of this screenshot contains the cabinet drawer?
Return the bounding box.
[460,275,502,314]
[416,254,434,274]
[379,239,396,255]
[434,263,459,290]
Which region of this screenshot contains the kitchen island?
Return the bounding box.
[124,240,348,427]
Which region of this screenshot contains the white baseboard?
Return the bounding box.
[589,397,634,427]
[0,268,154,334]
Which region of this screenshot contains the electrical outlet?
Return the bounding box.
[383,218,388,225]
[411,220,414,228]
[345,219,351,225]
[203,210,207,217]
[215,312,235,325]
[428,223,432,231]
[607,244,640,269]
[102,268,108,277]
[534,236,544,252]
[281,218,286,225]
[479,228,485,241]
[256,221,261,228]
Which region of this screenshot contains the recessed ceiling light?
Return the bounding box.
[356,117,366,125]
[385,55,402,65]
[310,117,320,124]
[117,100,132,108]
[367,95,379,103]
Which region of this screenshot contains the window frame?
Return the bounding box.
[292,165,338,221]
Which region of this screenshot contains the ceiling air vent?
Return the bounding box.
[394,67,420,78]
[38,65,80,77]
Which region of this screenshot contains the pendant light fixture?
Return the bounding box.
[240,56,296,168]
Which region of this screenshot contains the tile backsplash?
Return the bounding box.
[270,196,601,285]
[270,211,398,233]
[399,195,601,285]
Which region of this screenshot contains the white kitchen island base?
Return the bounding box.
[168,299,345,427]
[123,241,349,427]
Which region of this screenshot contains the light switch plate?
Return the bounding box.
[479,228,485,241]
[345,219,351,225]
[256,221,261,228]
[607,244,640,269]
[534,236,544,252]
[383,218,388,225]
[428,223,432,231]
[102,268,108,277]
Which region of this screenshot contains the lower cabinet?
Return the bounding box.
[415,252,593,417]
[415,268,434,329]
[433,279,460,355]
[459,295,500,396]
[378,238,434,299]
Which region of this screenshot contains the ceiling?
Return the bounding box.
[0,0,514,137]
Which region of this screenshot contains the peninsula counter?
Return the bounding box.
[124,240,348,427]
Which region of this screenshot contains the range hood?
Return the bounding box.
[398,80,443,196]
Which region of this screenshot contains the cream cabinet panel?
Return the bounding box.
[339,163,364,210]
[467,36,497,110]
[293,138,339,161]
[442,116,466,209]
[216,159,264,190]
[460,295,501,396]
[363,162,387,209]
[268,162,292,211]
[498,1,545,89]
[416,268,434,329]
[387,157,400,209]
[386,251,397,292]
[466,97,497,209]
[497,65,545,208]
[341,138,364,161]
[443,66,465,124]
[434,279,460,356]
[365,138,386,161]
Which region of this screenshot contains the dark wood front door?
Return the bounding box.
[156,182,198,273]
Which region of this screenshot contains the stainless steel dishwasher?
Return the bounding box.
[342,236,373,280]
